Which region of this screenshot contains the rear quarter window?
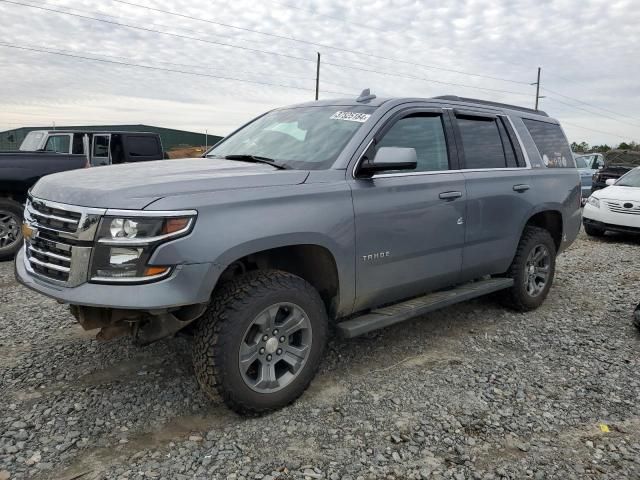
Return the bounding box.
[522,119,574,168]
[126,136,160,156]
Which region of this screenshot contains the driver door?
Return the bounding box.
[349,108,466,311]
[91,134,111,166]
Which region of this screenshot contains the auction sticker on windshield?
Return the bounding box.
[330,111,371,123]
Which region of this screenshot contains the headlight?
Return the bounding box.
[90,212,196,283]
[587,196,600,208]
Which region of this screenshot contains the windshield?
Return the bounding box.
[207,105,376,169]
[19,131,47,151]
[616,168,640,187]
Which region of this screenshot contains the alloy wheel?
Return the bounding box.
[238,302,312,393]
[524,244,551,297]
[0,211,20,249]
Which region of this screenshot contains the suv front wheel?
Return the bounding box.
[501,226,557,311]
[193,270,328,414]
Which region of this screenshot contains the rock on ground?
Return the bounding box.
[1,230,639,479]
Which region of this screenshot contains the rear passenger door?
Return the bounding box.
[350,108,466,311]
[450,111,533,280]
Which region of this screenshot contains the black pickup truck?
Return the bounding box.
[0,130,165,260]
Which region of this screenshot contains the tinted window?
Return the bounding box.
[127,136,160,156]
[72,134,85,154]
[457,117,507,169]
[43,135,70,153]
[376,115,449,172]
[523,119,574,168]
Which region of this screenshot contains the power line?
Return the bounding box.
[542,86,640,124]
[1,0,535,99]
[560,120,633,141]
[545,96,640,129]
[1,1,320,65]
[0,42,353,96]
[321,60,533,97]
[110,0,530,86]
[10,41,316,82]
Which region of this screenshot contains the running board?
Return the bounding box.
[337,277,514,338]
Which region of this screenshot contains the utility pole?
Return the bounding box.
[532,67,544,111]
[315,52,320,101]
[205,129,208,151]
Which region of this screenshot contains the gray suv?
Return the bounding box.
[15,92,582,414]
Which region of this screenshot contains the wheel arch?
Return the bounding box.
[522,208,563,252]
[211,237,344,319]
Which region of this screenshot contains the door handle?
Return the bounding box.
[439,191,463,200]
[513,184,530,192]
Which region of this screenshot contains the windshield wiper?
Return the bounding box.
[222,154,288,170]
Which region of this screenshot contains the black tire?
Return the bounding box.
[633,305,640,332]
[501,226,557,311]
[0,198,24,261]
[584,223,605,237]
[193,269,328,414]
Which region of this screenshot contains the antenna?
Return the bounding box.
[356,88,376,103]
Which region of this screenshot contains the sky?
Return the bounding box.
[1,0,639,146]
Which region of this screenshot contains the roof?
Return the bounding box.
[286,93,549,118]
[22,130,160,135]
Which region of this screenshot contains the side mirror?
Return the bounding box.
[605,178,616,186]
[358,147,417,176]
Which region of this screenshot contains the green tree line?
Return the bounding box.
[571,141,640,153]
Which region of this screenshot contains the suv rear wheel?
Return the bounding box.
[193,270,328,414]
[501,226,557,311]
[0,198,23,261]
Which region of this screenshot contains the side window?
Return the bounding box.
[72,135,85,155]
[456,116,507,169]
[522,119,574,168]
[126,136,160,156]
[43,135,70,153]
[93,136,110,158]
[376,114,449,172]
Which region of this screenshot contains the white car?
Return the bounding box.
[583,167,640,237]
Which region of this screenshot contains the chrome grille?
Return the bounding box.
[29,200,81,233]
[27,234,73,282]
[23,197,105,286]
[605,201,640,215]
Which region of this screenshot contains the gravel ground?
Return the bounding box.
[1,230,640,480]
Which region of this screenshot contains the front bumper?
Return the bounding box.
[15,247,217,309]
[583,202,640,231]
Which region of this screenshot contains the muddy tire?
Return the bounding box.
[0,198,24,261]
[634,305,640,332]
[500,226,557,312]
[193,269,328,414]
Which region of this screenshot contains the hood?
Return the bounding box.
[30,158,310,209]
[593,185,640,201]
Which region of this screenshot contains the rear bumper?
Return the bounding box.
[15,247,218,309]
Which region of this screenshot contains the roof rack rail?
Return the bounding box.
[433,95,548,117]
